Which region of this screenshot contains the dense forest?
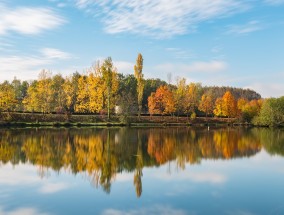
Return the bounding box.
[0,54,283,126]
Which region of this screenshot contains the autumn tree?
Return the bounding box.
[237,98,263,122]
[51,74,65,113]
[23,81,39,112]
[134,53,144,118]
[184,83,201,118]
[148,86,175,116]
[75,75,89,113]
[199,93,214,118]
[0,81,16,113]
[88,63,105,113]
[213,97,224,117]
[222,91,237,118]
[37,70,53,113]
[62,74,78,114]
[214,91,237,118]
[174,78,187,116]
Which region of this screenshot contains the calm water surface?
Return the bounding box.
[0,127,284,215]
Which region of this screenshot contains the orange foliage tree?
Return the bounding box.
[214,91,237,118]
[147,86,175,116]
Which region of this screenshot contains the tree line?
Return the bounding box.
[0,54,283,125]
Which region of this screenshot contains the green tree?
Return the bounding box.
[254,97,284,126]
[101,57,118,119]
[134,53,144,118]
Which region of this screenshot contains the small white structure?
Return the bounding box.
[115,105,122,115]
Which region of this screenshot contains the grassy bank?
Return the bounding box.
[0,113,272,127]
[0,112,258,128]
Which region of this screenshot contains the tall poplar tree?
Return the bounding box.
[101,57,118,119]
[134,53,144,118]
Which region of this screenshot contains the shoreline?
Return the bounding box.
[0,121,273,128]
[0,112,281,128]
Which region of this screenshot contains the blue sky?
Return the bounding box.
[0,0,284,97]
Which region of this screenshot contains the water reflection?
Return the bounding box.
[0,127,283,197]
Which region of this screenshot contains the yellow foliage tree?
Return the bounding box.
[213,97,225,117]
[134,53,144,118]
[0,81,16,112]
[199,93,213,118]
[75,75,90,112]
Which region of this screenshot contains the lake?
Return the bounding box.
[0,127,284,215]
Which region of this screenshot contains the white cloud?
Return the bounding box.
[245,82,284,98]
[155,171,226,184]
[155,61,227,74]
[101,205,188,215]
[114,61,133,74]
[0,3,65,35]
[227,21,262,35]
[38,182,70,194]
[41,48,72,60]
[0,163,72,195]
[0,163,41,185]
[0,206,51,215]
[0,48,73,81]
[74,0,248,38]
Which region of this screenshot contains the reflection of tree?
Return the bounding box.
[147,128,262,165]
[257,128,284,156]
[147,129,175,164]
[134,131,143,198]
[0,127,272,196]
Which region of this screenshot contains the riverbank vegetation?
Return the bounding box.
[0,54,283,126]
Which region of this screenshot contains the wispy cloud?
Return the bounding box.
[155,171,226,184]
[41,48,72,60]
[0,206,51,215]
[227,21,262,35]
[101,205,188,215]
[38,182,70,194]
[155,61,227,74]
[0,48,73,81]
[0,163,72,196]
[0,3,65,35]
[74,0,248,38]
